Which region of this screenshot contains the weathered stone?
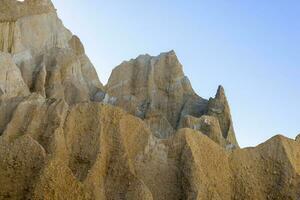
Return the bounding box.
[296,134,300,142]
[0,0,104,105]
[0,52,29,97]
[175,130,300,200]
[0,1,299,199]
[105,51,238,149]
[106,51,208,138]
[180,115,226,147]
[0,0,55,22]
[206,85,239,147]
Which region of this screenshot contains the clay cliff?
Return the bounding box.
[105,52,238,148]
[0,1,299,200]
[0,0,104,105]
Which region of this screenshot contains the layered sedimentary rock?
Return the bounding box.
[1,97,299,199]
[0,52,29,97]
[0,0,104,105]
[106,52,238,148]
[105,51,206,136]
[0,1,300,200]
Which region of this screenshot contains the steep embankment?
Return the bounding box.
[0,1,299,200]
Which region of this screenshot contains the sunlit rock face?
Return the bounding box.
[106,51,203,129]
[0,52,29,97]
[0,1,300,200]
[105,51,206,134]
[296,134,300,142]
[0,0,104,105]
[105,51,238,148]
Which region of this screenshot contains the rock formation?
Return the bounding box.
[296,134,300,142]
[0,1,299,200]
[106,52,207,138]
[105,52,238,148]
[0,0,104,105]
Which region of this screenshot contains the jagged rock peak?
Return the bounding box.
[0,0,104,105]
[0,0,55,21]
[106,50,241,149]
[127,50,177,62]
[296,134,300,142]
[207,85,239,148]
[117,50,184,79]
[1,2,300,199]
[106,50,195,100]
[106,50,207,138]
[216,85,226,99]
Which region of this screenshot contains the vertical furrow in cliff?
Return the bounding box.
[0,21,15,53]
[8,21,15,53]
[103,111,137,199]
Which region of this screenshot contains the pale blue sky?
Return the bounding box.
[52,0,300,147]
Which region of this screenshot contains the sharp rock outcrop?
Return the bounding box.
[106,51,206,130]
[0,0,104,105]
[296,134,300,142]
[105,51,238,148]
[0,1,299,200]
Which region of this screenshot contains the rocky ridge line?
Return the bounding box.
[0,1,299,200]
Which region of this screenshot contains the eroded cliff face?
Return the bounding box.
[0,0,104,105]
[0,1,299,200]
[106,52,207,138]
[105,52,238,148]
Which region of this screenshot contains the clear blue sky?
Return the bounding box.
[52,0,300,147]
